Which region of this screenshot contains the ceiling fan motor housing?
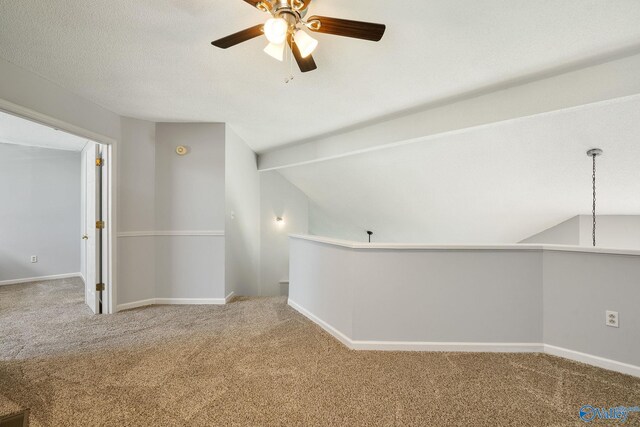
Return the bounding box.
[271,1,307,25]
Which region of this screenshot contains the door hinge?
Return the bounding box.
[96,157,104,167]
[96,220,105,229]
[96,283,105,292]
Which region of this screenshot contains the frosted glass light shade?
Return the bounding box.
[264,18,288,45]
[264,42,285,61]
[293,30,318,58]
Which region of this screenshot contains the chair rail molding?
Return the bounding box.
[117,230,225,237]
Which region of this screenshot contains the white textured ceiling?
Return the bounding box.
[1,1,640,152]
[0,111,89,151]
[279,96,640,243]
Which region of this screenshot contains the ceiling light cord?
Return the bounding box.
[587,148,603,247]
[592,153,596,247]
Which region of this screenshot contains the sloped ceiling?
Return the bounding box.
[0,111,89,151]
[278,96,640,243]
[1,1,640,151]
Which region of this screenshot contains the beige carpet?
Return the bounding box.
[1,278,639,426]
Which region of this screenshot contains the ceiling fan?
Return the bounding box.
[211,0,386,73]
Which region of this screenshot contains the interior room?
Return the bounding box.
[1,1,639,426]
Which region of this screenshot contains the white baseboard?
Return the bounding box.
[0,272,82,286]
[544,344,640,378]
[117,299,157,311]
[289,299,639,378]
[117,295,233,312]
[287,299,354,349]
[352,341,544,352]
[154,298,227,305]
[225,292,235,303]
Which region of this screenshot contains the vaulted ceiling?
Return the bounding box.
[1,0,640,152]
[279,96,640,243]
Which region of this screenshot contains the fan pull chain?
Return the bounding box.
[285,36,294,84]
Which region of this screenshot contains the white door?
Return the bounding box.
[83,142,100,314]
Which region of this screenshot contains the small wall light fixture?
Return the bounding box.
[176,145,188,156]
[276,216,284,225]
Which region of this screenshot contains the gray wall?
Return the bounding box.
[155,123,226,232]
[352,249,542,342]
[290,238,542,343]
[0,144,81,282]
[260,171,309,296]
[154,123,226,300]
[289,236,640,371]
[117,120,228,306]
[225,127,260,297]
[117,118,157,304]
[543,251,640,367]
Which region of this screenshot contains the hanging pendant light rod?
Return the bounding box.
[587,148,603,247]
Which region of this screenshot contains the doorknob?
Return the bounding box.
[82,235,89,240]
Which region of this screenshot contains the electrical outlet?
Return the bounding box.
[30,255,38,263]
[606,311,619,328]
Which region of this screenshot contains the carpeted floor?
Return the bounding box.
[1,278,639,426]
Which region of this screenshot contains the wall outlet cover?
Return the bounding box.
[606,310,619,328]
[31,255,38,263]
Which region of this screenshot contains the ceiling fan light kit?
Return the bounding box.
[211,0,386,73]
[264,41,285,61]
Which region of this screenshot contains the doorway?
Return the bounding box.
[0,109,113,314]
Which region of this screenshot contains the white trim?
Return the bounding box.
[225,292,235,303]
[544,345,640,378]
[352,341,544,352]
[289,299,639,378]
[288,299,354,349]
[289,234,640,257]
[117,231,225,238]
[0,99,118,314]
[0,272,82,286]
[154,298,227,305]
[116,299,156,312]
[116,296,233,312]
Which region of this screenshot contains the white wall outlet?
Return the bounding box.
[30,255,38,263]
[606,311,619,328]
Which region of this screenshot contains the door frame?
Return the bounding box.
[0,98,118,314]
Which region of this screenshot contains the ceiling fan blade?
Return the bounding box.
[287,35,317,73]
[307,16,386,42]
[211,24,264,49]
[243,0,261,8]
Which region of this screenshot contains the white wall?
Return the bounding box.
[278,96,640,245]
[225,126,260,297]
[578,215,640,249]
[260,171,309,296]
[519,216,580,245]
[521,215,640,249]
[0,144,80,282]
[154,123,226,300]
[309,201,367,243]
